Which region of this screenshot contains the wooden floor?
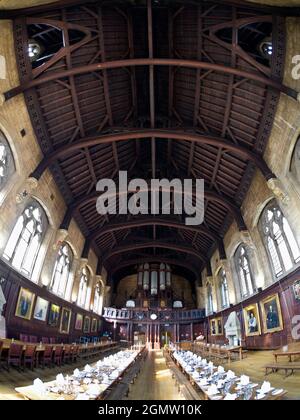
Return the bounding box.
[127,349,185,400]
[0,348,300,400]
[219,350,300,400]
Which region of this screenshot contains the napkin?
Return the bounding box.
[33,378,46,395]
[226,370,235,380]
[217,366,225,373]
[224,393,237,400]
[260,381,271,394]
[73,369,80,377]
[240,375,249,386]
[84,364,92,373]
[207,384,218,396]
[202,359,207,366]
[217,379,225,388]
[56,373,65,386]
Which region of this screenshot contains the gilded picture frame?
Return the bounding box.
[60,307,72,334]
[15,287,35,320]
[260,293,283,334]
[210,317,223,336]
[243,303,261,337]
[75,313,83,331]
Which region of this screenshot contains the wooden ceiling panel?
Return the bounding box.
[11,0,287,280]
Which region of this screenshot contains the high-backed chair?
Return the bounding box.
[7,343,24,371]
[41,337,49,344]
[23,345,37,370]
[41,345,53,368]
[20,334,29,342]
[54,346,63,366]
[71,345,80,363]
[29,335,38,343]
[63,345,71,364]
[49,337,56,344]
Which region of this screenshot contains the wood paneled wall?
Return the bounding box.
[0,259,102,342]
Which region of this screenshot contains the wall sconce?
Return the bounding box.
[0,277,6,285]
[257,287,263,293]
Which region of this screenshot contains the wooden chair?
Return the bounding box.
[20,334,29,342]
[63,345,71,364]
[23,345,37,370]
[41,345,53,368]
[71,345,80,363]
[54,346,63,366]
[7,343,24,371]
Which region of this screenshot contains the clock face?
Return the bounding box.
[150,313,157,320]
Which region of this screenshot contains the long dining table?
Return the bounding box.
[168,348,288,400]
[14,346,145,400]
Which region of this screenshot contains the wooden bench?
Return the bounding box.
[273,343,300,363]
[265,363,300,377]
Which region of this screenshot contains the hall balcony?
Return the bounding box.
[103,307,206,323]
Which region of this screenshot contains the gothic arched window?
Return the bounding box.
[234,244,256,299]
[207,283,213,314]
[50,242,73,298]
[0,130,15,190]
[259,200,300,278]
[3,201,48,277]
[94,282,103,314]
[218,268,230,308]
[77,266,90,308]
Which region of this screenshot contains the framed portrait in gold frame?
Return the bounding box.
[15,287,35,320]
[75,313,83,331]
[260,293,283,334]
[83,316,91,333]
[243,303,261,336]
[91,318,98,333]
[210,317,223,336]
[60,307,72,334]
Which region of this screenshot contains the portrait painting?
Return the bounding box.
[243,303,261,336]
[75,313,83,331]
[210,319,217,336]
[293,280,300,301]
[33,297,49,322]
[60,307,72,334]
[260,293,283,333]
[91,318,98,333]
[216,317,223,335]
[48,303,60,327]
[15,287,35,320]
[83,316,91,333]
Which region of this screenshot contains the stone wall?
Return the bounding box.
[199,18,300,328]
[0,21,105,323]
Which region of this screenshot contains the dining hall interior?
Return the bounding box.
[0,0,300,401]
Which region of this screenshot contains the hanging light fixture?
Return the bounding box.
[27,38,44,62]
[259,36,273,59]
